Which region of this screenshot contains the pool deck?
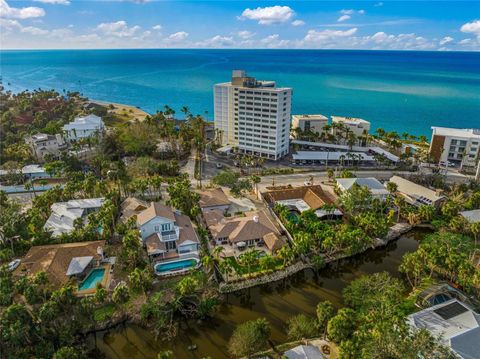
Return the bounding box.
[153,254,200,277]
[76,264,112,296]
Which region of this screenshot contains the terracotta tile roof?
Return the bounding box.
[263,232,286,253]
[14,241,105,288]
[198,188,230,208]
[263,185,333,210]
[208,210,280,243]
[120,197,148,222]
[136,202,175,226]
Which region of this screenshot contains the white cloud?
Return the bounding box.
[197,35,234,48]
[239,6,295,25]
[337,15,351,22]
[461,20,480,37]
[439,36,453,45]
[168,31,188,41]
[33,0,70,5]
[237,30,254,39]
[303,28,358,46]
[363,31,435,50]
[96,21,140,37]
[292,20,305,26]
[459,38,472,45]
[260,34,290,48]
[21,26,49,35]
[152,24,162,31]
[340,9,355,15]
[0,0,45,19]
[358,10,365,15]
[374,2,384,7]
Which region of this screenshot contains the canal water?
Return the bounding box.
[96,229,426,359]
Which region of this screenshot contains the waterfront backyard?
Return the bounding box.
[95,229,426,358]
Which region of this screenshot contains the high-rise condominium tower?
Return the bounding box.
[214,70,292,161]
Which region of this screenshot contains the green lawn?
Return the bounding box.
[223,255,283,276]
[93,303,116,322]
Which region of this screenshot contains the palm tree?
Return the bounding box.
[180,106,190,119]
[212,246,224,261]
[219,260,233,282]
[201,254,214,274]
[239,249,259,277]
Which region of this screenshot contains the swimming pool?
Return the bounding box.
[154,258,198,274]
[79,268,106,291]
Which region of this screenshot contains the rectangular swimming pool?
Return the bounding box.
[79,268,106,291]
[155,259,198,274]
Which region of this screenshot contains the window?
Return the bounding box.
[154,225,159,232]
[161,223,170,232]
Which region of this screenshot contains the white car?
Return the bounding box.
[216,163,223,169]
[7,259,21,272]
[439,161,455,167]
[304,181,312,186]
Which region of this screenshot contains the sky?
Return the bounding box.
[1,0,479,50]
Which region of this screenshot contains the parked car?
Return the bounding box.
[216,163,223,169]
[7,259,21,272]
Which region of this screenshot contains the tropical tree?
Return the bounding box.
[239,249,259,276]
[286,314,318,340]
[128,267,152,298]
[228,318,271,358]
[327,308,357,343]
[316,300,335,337]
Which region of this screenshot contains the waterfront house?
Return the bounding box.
[62,114,105,141]
[14,240,106,289]
[25,133,67,162]
[204,210,281,255]
[284,345,324,359]
[388,175,446,208]
[136,202,199,260]
[198,187,230,213]
[44,198,105,237]
[336,177,390,201]
[407,299,480,359]
[460,209,480,224]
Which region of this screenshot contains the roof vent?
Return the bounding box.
[253,215,259,223]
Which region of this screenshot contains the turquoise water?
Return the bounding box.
[155,259,197,273]
[1,49,479,136]
[78,268,105,291]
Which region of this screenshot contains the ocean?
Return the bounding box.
[1,49,479,136]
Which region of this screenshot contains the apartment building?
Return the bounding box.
[331,116,371,138]
[429,127,480,167]
[291,114,328,136]
[214,70,292,160]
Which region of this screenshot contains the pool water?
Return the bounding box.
[79,268,106,291]
[155,259,197,273]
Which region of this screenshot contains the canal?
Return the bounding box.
[96,229,426,359]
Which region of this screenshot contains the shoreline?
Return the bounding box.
[219,222,415,294]
[89,99,151,122]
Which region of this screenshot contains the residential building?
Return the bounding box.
[284,345,324,359]
[14,241,106,289]
[44,198,105,237]
[120,197,148,223]
[429,127,480,167]
[204,210,281,252]
[25,133,67,162]
[0,164,50,180]
[63,114,105,141]
[407,299,480,359]
[198,187,230,213]
[460,209,480,224]
[214,70,292,160]
[263,185,342,219]
[331,116,371,139]
[388,175,446,208]
[136,202,199,259]
[291,114,328,136]
[336,177,390,200]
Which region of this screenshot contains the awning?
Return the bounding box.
[66,256,93,276]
